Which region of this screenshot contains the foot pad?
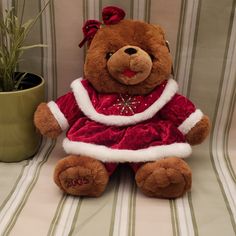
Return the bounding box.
[135,157,192,199]
[54,155,109,197]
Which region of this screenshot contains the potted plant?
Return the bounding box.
[0,2,49,162]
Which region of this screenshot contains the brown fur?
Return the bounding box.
[135,157,192,198]
[34,103,62,139]
[84,20,172,95]
[54,155,109,197]
[186,115,211,145]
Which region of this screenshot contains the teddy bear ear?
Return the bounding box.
[151,24,167,42]
[150,24,172,54]
[151,24,174,75]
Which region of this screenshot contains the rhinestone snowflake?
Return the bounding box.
[113,94,141,115]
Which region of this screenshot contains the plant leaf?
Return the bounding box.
[14,72,27,90]
[24,1,50,37]
[18,44,48,50]
[21,19,34,30]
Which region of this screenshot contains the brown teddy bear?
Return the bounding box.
[34,6,210,199]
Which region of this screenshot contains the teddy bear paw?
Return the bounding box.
[54,155,109,197]
[135,157,192,199]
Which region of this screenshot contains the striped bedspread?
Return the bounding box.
[0,134,236,236]
[1,0,236,235]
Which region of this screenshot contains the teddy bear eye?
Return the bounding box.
[106,52,114,60]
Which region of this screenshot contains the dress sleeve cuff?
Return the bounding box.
[178,109,203,135]
[47,101,69,131]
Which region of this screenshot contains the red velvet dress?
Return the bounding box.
[47,78,203,174]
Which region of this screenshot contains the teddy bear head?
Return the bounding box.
[80,6,172,95]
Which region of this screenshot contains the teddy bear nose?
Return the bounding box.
[124,47,137,55]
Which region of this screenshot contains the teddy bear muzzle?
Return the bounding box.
[107,45,152,85]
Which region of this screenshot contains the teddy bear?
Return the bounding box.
[34,6,210,199]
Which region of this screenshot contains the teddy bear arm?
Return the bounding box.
[185,115,211,145]
[34,103,63,139]
[34,91,84,139]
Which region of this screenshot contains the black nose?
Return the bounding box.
[124,47,137,55]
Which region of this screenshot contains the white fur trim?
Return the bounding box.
[47,101,69,130]
[178,109,203,135]
[63,138,192,163]
[71,77,178,126]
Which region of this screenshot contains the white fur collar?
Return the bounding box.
[71,77,178,126]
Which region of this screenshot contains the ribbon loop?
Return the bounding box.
[102,6,125,25]
[79,20,102,48]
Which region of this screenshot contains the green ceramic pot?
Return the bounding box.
[0,73,45,162]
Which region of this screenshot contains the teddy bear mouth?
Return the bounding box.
[114,66,150,85]
[122,68,138,78]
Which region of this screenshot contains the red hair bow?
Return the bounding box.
[79,6,125,48]
[102,6,125,25]
[79,20,102,48]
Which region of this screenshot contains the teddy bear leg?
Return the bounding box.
[54,155,109,197]
[135,157,192,199]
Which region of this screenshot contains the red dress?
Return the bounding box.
[47,77,203,174]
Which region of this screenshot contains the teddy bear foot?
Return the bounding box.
[135,157,192,199]
[54,155,109,197]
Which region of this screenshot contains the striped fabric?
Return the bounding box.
[0,0,236,235]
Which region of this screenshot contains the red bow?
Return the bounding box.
[102,6,125,25]
[79,6,125,48]
[79,20,102,48]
